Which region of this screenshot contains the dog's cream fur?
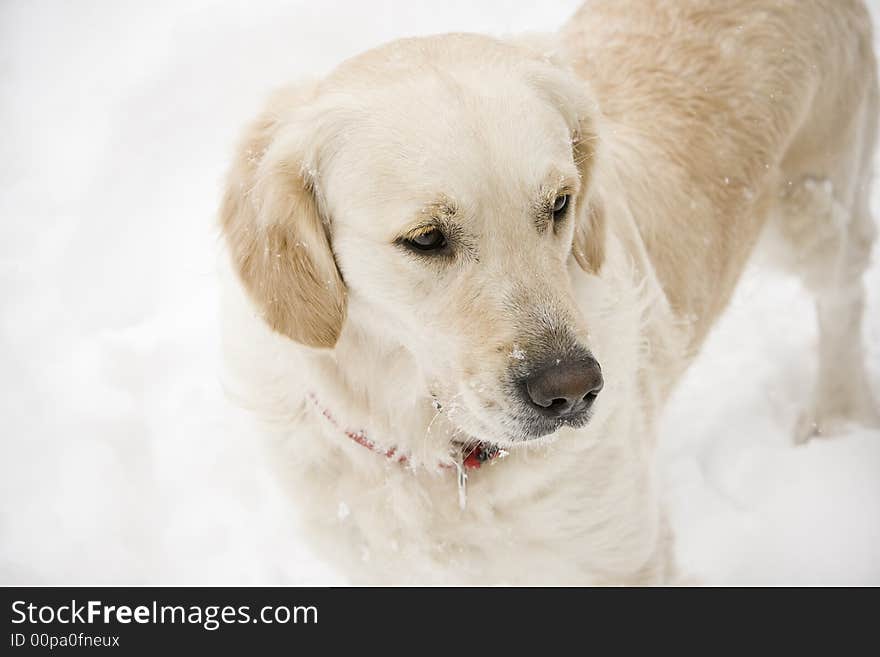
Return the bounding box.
[219,0,879,584]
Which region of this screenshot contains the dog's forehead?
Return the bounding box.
[324,72,575,220]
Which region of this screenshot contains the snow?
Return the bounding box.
[1,0,878,585]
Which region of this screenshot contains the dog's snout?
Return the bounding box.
[522,355,603,418]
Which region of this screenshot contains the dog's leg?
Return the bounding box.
[779,177,879,442]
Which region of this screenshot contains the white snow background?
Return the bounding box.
[1,0,878,585]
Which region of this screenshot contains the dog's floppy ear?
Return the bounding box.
[571,127,606,275]
[220,84,346,348]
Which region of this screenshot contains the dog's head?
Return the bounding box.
[221,34,607,446]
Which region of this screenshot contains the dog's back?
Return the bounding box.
[562,0,876,344]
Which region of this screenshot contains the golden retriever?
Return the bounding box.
[219,0,878,584]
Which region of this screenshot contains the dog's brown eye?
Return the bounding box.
[405,228,447,252]
[552,194,569,220]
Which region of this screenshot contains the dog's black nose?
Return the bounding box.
[522,355,603,418]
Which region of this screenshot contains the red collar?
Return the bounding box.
[307,392,504,471]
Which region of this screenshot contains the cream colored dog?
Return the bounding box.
[219,0,879,584]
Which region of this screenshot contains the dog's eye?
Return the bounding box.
[552,194,569,220]
[404,228,448,252]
